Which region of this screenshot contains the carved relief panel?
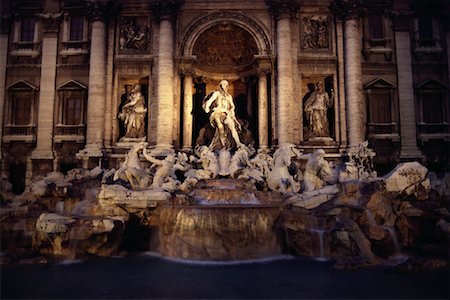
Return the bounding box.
[118,16,151,52]
[300,15,331,51]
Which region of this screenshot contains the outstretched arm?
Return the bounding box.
[142,148,162,166]
[203,91,218,113]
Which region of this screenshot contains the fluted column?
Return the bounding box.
[153,1,179,154]
[257,67,270,151]
[333,0,365,147]
[392,12,423,160]
[182,70,194,151]
[32,13,61,162]
[84,1,107,155]
[269,0,298,145]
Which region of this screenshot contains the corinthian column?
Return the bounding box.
[83,0,108,158]
[182,68,194,151]
[257,65,270,151]
[268,0,298,145]
[393,11,423,160]
[152,1,179,154]
[31,13,61,168]
[333,0,365,147]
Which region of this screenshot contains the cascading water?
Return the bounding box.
[365,209,403,256]
[309,228,328,261]
[157,179,284,260]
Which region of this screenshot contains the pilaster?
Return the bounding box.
[256,58,271,151]
[31,13,62,171]
[180,58,195,151]
[391,11,423,160]
[0,15,10,162]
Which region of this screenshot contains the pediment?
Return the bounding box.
[364,78,396,89]
[57,80,87,90]
[416,79,447,89]
[7,80,37,91]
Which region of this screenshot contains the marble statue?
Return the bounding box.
[142,150,184,190]
[195,146,220,178]
[304,81,332,138]
[118,84,147,139]
[267,144,301,193]
[202,80,244,150]
[346,141,377,180]
[113,142,151,190]
[230,145,253,178]
[304,149,332,192]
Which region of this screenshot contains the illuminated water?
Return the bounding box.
[2,254,447,299]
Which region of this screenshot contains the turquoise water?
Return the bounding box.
[1,254,448,299]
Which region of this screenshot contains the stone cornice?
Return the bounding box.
[266,0,299,20]
[330,0,364,21]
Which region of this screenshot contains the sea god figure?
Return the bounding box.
[202,80,244,150]
[304,81,331,138]
[118,83,147,139]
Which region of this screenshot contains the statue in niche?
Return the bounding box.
[302,16,329,49]
[304,81,332,139]
[118,83,147,139]
[202,80,244,150]
[119,17,149,51]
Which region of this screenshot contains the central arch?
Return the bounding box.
[179,12,272,150]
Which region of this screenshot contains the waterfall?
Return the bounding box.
[310,228,328,261]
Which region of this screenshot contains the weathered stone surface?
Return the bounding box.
[98,184,171,210]
[384,162,430,199]
[289,185,339,209]
[36,213,76,233]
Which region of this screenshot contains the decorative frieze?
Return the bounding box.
[38,13,62,34]
[86,0,110,22]
[390,11,412,32]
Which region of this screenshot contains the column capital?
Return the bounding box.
[86,0,110,22]
[330,0,364,21]
[37,13,62,34]
[266,0,299,20]
[390,11,413,32]
[151,0,181,22]
[179,55,196,76]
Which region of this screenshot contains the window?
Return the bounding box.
[3,81,37,142]
[416,79,449,138]
[69,15,84,42]
[13,97,32,125]
[368,91,391,123]
[20,17,35,42]
[368,14,383,40]
[55,80,87,142]
[418,15,434,47]
[64,97,83,125]
[364,78,397,137]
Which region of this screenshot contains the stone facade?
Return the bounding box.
[1,0,450,193]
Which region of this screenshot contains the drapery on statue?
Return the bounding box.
[202,80,244,150]
[304,81,332,138]
[118,83,147,139]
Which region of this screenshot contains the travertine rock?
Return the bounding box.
[36,213,76,233]
[384,162,430,199]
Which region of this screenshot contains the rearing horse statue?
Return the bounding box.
[267,143,301,193]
